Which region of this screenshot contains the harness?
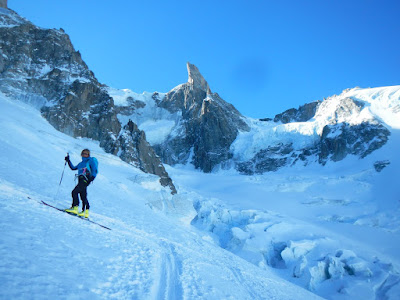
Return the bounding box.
[74,157,97,184]
[75,165,90,183]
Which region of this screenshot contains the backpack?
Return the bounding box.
[86,157,99,179]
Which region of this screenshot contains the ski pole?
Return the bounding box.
[58,160,67,186]
[54,156,67,202]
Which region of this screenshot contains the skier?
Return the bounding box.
[64,149,98,218]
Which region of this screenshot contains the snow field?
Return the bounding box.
[0,94,322,299]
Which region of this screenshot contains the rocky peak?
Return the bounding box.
[187,62,211,94]
[0,0,7,9]
[153,63,250,172]
[0,8,177,194]
[0,9,94,107]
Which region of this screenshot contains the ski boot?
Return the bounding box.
[78,209,89,218]
[65,206,78,214]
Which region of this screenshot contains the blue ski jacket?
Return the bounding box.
[67,157,98,178]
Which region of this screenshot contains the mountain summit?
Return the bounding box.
[187,62,211,94]
[151,63,250,172]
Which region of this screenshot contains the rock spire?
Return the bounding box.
[187,62,211,94]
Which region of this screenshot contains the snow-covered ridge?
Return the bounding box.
[231,85,400,163]
[106,84,398,174]
[107,86,164,107]
[342,85,400,129]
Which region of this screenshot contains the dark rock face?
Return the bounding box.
[374,160,390,172]
[318,122,390,164]
[41,81,121,154]
[115,121,177,194]
[155,63,250,172]
[274,101,321,124]
[315,97,389,165]
[237,143,294,175]
[0,9,177,193]
[0,10,92,107]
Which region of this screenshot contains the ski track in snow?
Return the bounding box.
[152,241,183,300]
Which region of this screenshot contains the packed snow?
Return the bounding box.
[1,85,400,299]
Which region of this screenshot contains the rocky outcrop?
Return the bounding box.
[41,81,121,153]
[187,62,211,93]
[318,122,390,164]
[0,1,7,9]
[274,101,321,124]
[236,143,294,175]
[155,62,250,172]
[116,121,177,194]
[374,160,390,172]
[315,97,390,165]
[0,9,93,107]
[0,9,177,194]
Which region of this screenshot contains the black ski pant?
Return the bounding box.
[71,176,90,210]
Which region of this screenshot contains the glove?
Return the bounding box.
[65,154,70,162]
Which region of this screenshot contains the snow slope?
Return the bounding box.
[0,94,321,299]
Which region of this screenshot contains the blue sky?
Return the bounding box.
[11,0,400,118]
